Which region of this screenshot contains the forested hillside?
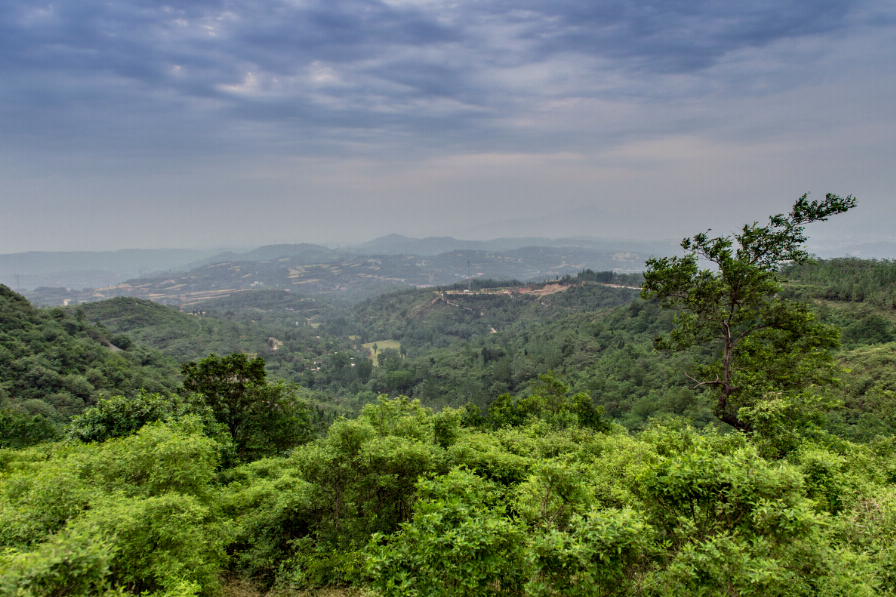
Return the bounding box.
[4,201,896,595]
[782,257,896,308]
[778,257,896,440]
[0,285,177,444]
[9,257,895,440]
[73,294,342,370]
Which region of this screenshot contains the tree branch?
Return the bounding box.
[685,373,722,389]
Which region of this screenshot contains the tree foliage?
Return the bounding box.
[641,193,855,431]
[0,406,59,449]
[3,392,896,596]
[65,391,223,445]
[0,417,227,596]
[181,353,314,461]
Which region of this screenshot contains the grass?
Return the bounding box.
[362,339,401,366]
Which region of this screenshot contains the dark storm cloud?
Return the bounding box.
[0,0,882,156]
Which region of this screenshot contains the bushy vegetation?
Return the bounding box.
[0,416,228,596]
[6,396,896,596]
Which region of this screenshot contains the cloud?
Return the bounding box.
[2,0,885,154]
[0,0,894,251]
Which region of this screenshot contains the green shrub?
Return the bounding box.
[220,458,316,584]
[80,417,220,498]
[0,525,119,597]
[366,468,527,597]
[75,493,227,595]
[0,407,59,449]
[65,392,222,445]
[0,419,228,595]
[527,508,654,597]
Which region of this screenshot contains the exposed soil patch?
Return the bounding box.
[513,283,569,297]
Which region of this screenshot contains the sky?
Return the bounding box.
[1,0,894,253]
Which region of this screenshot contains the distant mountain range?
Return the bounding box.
[22,244,654,306]
[181,243,346,270]
[5,233,894,295]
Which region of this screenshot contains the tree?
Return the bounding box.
[378,348,402,372]
[641,193,855,432]
[181,353,313,461]
[0,406,59,449]
[65,391,222,444]
[487,373,610,431]
[357,357,373,383]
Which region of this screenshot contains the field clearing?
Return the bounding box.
[362,339,401,366]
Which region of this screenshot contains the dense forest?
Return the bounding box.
[3,199,896,596]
